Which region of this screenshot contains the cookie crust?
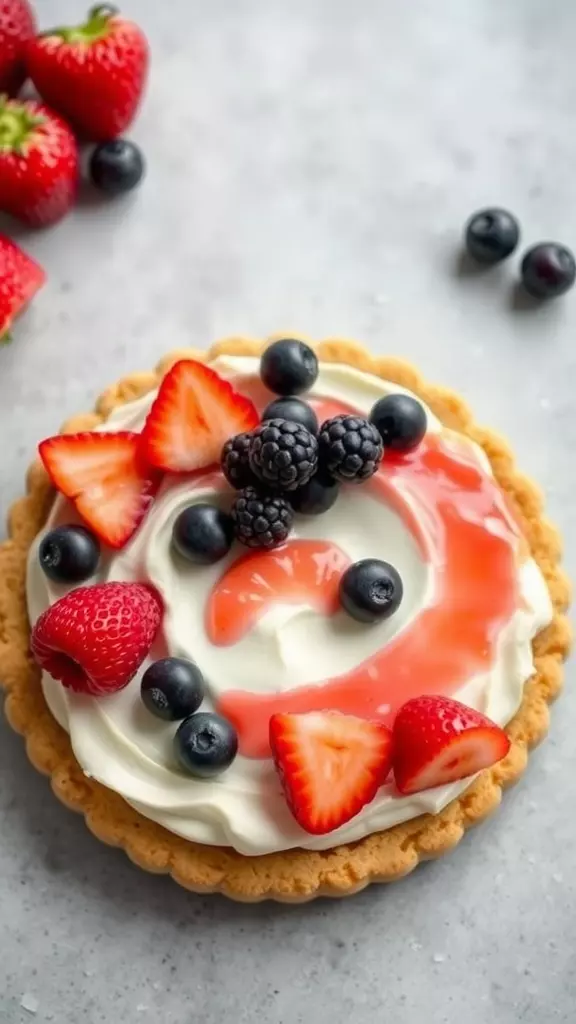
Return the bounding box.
[0,337,571,901]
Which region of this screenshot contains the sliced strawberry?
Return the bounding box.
[0,233,45,341]
[39,431,162,549]
[269,711,393,835]
[392,695,510,796]
[140,360,259,473]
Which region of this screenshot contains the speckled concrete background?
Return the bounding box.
[1,1,575,1021]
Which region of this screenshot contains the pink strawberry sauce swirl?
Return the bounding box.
[206,396,523,759]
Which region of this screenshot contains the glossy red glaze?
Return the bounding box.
[216,426,522,758]
[206,540,351,646]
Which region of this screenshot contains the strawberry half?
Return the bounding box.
[140,360,259,474]
[39,431,162,549]
[392,695,511,796]
[0,234,45,342]
[269,711,393,835]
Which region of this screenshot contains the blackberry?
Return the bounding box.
[318,414,383,483]
[221,431,258,489]
[249,419,318,492]
[231,486,294,549]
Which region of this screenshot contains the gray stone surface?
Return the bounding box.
[1,0,575,1021]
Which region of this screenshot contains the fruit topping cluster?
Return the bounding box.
[31,580,238,780]
[166,339,424,623]
[30,343,511,826]
[269,698,510,836]
[37,340,425,625]
[464,207,575,299]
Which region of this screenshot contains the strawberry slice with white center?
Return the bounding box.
[392,694,511,796]
[140,359,259,473]
[269,711,394,835]
[39,431,162,549]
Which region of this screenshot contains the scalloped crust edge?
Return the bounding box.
[0,337,571,902]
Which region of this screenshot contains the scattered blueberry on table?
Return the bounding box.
[520,242,576,299]
[464,207,520,264]
[89,139,145,195]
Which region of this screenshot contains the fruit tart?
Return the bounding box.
[0,337,570,901]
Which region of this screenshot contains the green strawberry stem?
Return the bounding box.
[89,4,119,18]
[43,5,119,44]
[0,331,13,345]
[0,96,44,153]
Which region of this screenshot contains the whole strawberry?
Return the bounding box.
[0,0,36,95]
[26,4,149,141]
[0,96,79,226]
[31,582,163,696]
[0,233,45,342]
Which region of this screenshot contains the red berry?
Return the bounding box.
[26,4,149,141]
[31,582,163,696]
[0,234,45,342]
[141,360,259,474]
[269,711,393,835]
[0,97,78,227]
[0,0,36,95]
[392,695,511,796]
[39,431,162,550]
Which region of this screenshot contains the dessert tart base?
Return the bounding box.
[0,337,571,902]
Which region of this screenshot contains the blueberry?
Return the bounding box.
[260,339,319,396]
[39,525,100,584]
[175,712,238,778]
[262,396,318,435]
[89,139,145,196]
[340,559,403,624]
[172,504,233,564]
[369,393,427,451]
[520,243,576,299]
[290,469,340,515]
[465,208,520,264]
[141,658,205,722]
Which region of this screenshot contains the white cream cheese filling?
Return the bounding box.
[26,356,552,855]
